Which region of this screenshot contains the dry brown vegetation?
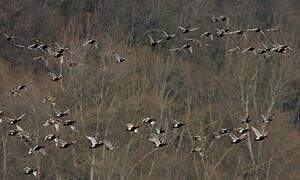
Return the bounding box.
[0,0,299,180]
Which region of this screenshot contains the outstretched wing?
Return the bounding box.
[149,137,160,146]
[2,32,9,38]
[103,140,114,149]
[188,47,193,54]
[83,41,90,47]
[162,30,169,37]
[229,133,238,141]
[17,113,26,120]
[53,107,62,115]
[190,27,199,31]
[16,124,24,132]
[63,108,71,114]
[48,72,57,79]
[113,52,121,61]
[148,35,155,44]
[251,127,262,137]
[55,137,67,145]
[177,26,186,31]
[239,133,247,140]
[86,136,97,145]
[39,148,47,156]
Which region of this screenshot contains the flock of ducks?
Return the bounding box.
[146,12,291,57]
[0,11,290,177]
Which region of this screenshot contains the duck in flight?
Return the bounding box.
[149,34,163,47]
[86,136,104,149]
[7,113,26,125]
[177,25,199,34]
[252,126,268,141]
[48,71,62,81]
[83,39,98,48]
[126,123,139,133]
[171,119,185,129]
[28,145,47,156]
[162,30,176,40]
[149,133,168,148]
[113,52,126,63]
[228,133,247,144]
[1,32,15,41]
[24,167,38,176]
[142,117,156,125]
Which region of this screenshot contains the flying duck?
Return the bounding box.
[24,167,38,176]
[103,140,119,150]
[38,43,50,52]
[241,115,251,124]
[148,34,163,47]
[227,47,240,53]
[242,47,256,55]
[86,136,104,149]
[7,113,26,125]
[53,107,70,118]
[83,39,98,48]
[1,32,15,41]
[228,30,247,39]
[48,72,62,81]
[180,44,193,55]
[28,43,39,51]
[28,145,47,156]
[219,128,231,135]
[55,43,70,54]
[246,28,265,36]
[171,119,185,128]
[261,113,274,123]
[9,85,28,96]
[148,134,167,148]
[126,123,139,133]
[177,25,199,33]
[162,30,176,40]
[45,134,58,141]
[185,38,211,47]
[215,28,229,37]
[113,52,126,63]
[55,138,77,149]
[141,117,156,125]
[191,147,205,158]
[152,125,166,134]
[207,11,218,23]
[43,118,60,132]
[200,32,214,41]
[252,126,268,141]
[236,127,250,134]
[229,133,247,144]
[266,28,279,32]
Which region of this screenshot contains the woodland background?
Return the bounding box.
[0,0,299,180]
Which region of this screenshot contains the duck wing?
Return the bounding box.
[251,126,262,137]
[229,133,238,141]
[86,136,98,145]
